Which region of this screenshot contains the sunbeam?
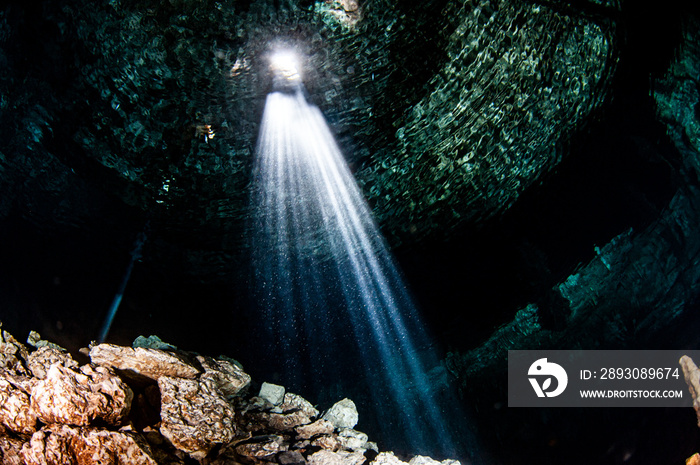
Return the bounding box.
[251,84,475,459]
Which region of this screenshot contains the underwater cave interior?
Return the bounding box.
[2,0,700,464]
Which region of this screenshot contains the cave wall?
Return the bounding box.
[0,0,618,281]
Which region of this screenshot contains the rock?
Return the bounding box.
[279,450,308,465]
[90,343,200,381]
[0,433,25,464]
[338,451,367,465]
[681,355,700,426]
[408,457,441,465]
[20,424,157,465]
[0,373,37,435]
[372,452,409,465]
[323,398,358,429]
[688,453,700,465]
[308,450,351,465]
[26,331,63,351]
[259,381,286,405]
[235,435,287,460]
[439,460,460,465]
[0,324,29,375]
[268,410,313,432]
[366,442,378,453]
[338,428,368,451]
[29,364,133,426]
[296,419,335,439]
[158,375,236,459]
[26,346,79,379]
[133,335,178,350]
[197,355,251,398]
[282,392,319,418]
[408,457,440,465]
[311,434,341,451]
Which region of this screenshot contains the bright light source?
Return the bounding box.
[270,49,301,81]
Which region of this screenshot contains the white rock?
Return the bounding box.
[408,456,441,465]
[259,381,286,405]
[323,398,359,429]
[338,428,368,451]
[372,452,409,465]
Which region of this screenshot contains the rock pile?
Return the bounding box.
[0,324,460,465]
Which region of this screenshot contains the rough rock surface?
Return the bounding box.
[0,325,460,465]
[90,343,200,381]
[0,435,24,465]
[158,375,236,459]
[338,429,368,451]
[446,18,700,386]
[282,392,320,418]
[681,355,700,426]
[323,398,359,429]
[0,324,29,375]
[260,381,286,405]
[0,374,37,435]
[133,335,177,351]
[30,363,133,426]
[197,355,251,398]
[20,424,157,465]
[0,0,618,281]
[296,419,335,440]
[26,346,79,379]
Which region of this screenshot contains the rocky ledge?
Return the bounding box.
[0,323,460,465]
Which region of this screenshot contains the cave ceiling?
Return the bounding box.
[0,0,619,280]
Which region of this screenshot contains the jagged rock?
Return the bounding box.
[26,346,79,379]
[29,364,133,426]
[680,355,700,426]
[0,324,29,375]
[279,450,308,465]
[158,375,236,459]
[26,331,63,351]
[296,419,335,439]
[371,452,409,465]
[245,408,313,434]
[311,434,341,452]
[409,457,455,465]
[0,435,24,465]
[407,456,440,465]
[322,399,358,429]
[259,382,286,405]
[267,410,313,432]
[0,373,37,435]
[235,435,287,460]
[20,424,157,465]
[338,429,368,451]
[197,355,251,398]
[133,335,178,351]
[308,449,361,465]
[338,451,367,465]
[90,343,200,381]
[281,392,319,418]
[366,442,379,453]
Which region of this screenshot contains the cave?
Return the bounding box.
[2,0,700,463]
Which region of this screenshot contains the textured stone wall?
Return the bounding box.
[0,0,619,278]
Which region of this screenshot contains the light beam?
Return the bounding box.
[251,88,476,460]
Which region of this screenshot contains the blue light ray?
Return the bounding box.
[251,88,475,459]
